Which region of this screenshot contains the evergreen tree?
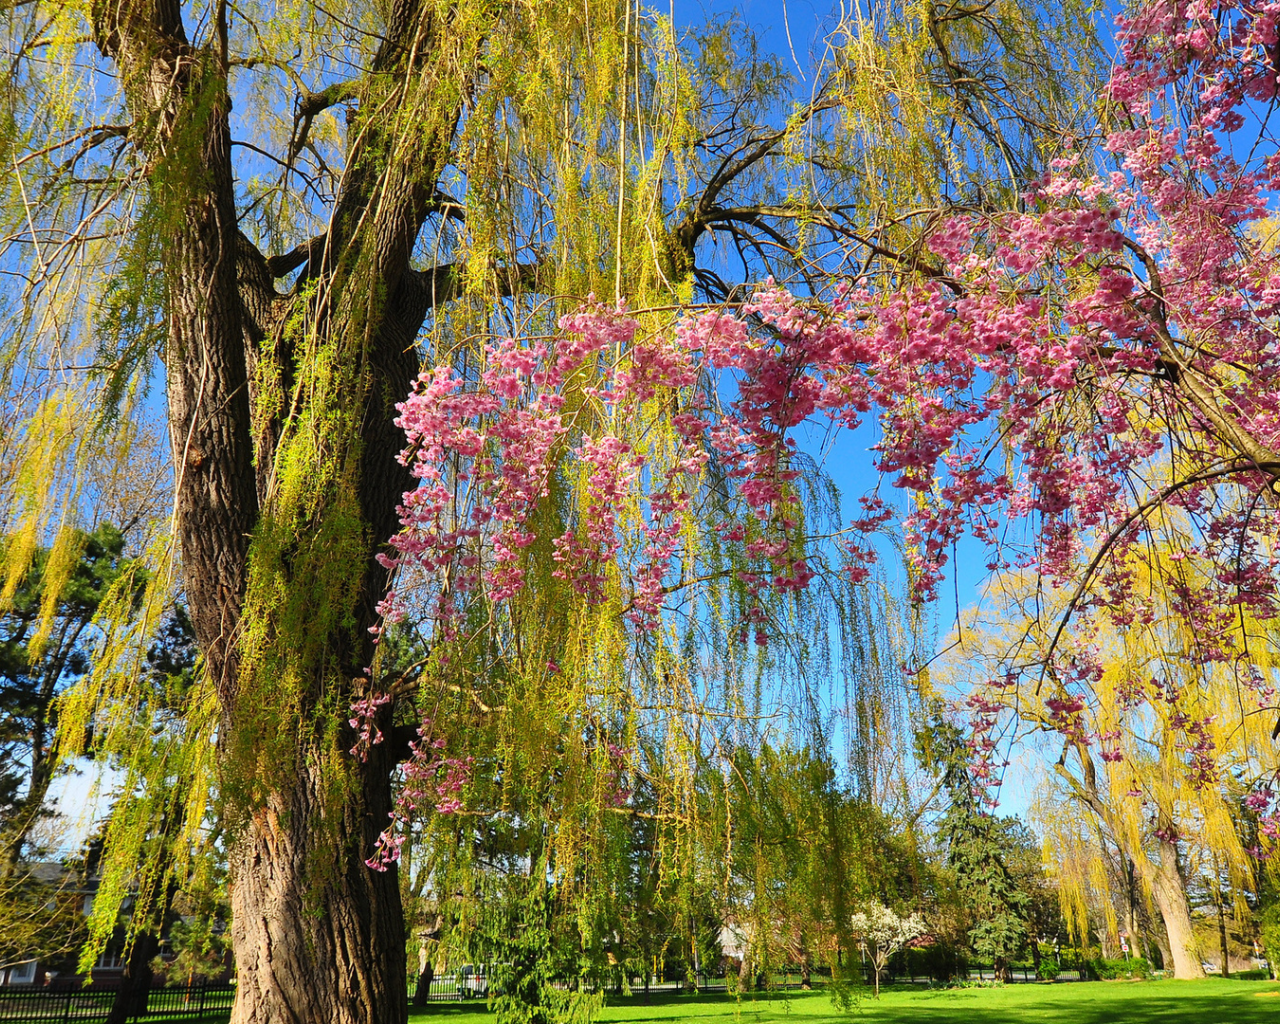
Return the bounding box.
[0,524,142,868]
[928,722,1029,980]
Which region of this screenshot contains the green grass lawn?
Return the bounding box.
[408,978,1280,1024]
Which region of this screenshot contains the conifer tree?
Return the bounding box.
[927,722,1028,980]
[0,524,141,869]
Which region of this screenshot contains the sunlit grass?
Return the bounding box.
[407,977,1280,1024]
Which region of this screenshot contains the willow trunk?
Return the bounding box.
[1144,839,1206,980]
[227,743,407,1023]
[86,0,456,1014]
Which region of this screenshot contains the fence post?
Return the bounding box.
[62,988,72,1024]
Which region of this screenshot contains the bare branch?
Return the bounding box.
[286,79,360,167]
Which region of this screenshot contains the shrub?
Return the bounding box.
[1086,957,1150,980]
[1036,960,1060,981]
[891,942,968,981]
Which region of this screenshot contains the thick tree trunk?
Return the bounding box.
[104,931,159,1024]
[1145,840,1205,979]
[89,3,465,1021]
[414,962,434,1007]
[227,744,406,1024]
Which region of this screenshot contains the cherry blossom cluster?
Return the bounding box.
[381,302,718,635]
[962,689,1008,805]
[1245,786,1280,858]
[379,293,840,654]
[348,691,392,759]
[363,0,1280,864]
[364,719,474,870]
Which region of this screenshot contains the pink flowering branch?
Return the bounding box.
[359,0,1280,867]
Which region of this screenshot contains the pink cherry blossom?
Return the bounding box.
[364,0,1280,865]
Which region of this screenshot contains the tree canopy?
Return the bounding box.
[9,0,1280,1018]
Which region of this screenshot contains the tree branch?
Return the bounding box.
[390,260,544,340]
[672,95,840,265]
[286,79,360,167]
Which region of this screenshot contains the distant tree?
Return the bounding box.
[0,525,142,973]
[715,743,882,996]
[999,818,1064,976]
[0,859,88,977]
[1241,803,1280,979]
[0,523,142,869]
[848,901,925,998]
[99,605,202,1024]
[924,721,1029,981]
[1260,902,1280,981]
[948,593,1256,980]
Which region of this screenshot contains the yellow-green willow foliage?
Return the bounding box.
[820,0,1104,265]
[1031,789,1124,949]
[940,551,1278,977]
[0,0,1106,1015]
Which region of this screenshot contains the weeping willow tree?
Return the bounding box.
[0,0,1104,1020]
[940,549,1280,979]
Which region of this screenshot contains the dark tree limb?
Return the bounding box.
[671,94,840,269]
[265,234,327,278]
[287,79,361,166]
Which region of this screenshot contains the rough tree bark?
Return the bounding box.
[1212,855,1231,977]
[226,744,408,1022]
[1123,858,1147,963]
[87,0,461,1020]
[1153,930,1174,975]
[1217,896,1230,977]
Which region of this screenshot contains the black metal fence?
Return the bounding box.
[0,982,234,1022]
[412,972,489,1001]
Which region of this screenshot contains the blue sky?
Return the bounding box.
[674,0,835,60]
[664,0,1068,815]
